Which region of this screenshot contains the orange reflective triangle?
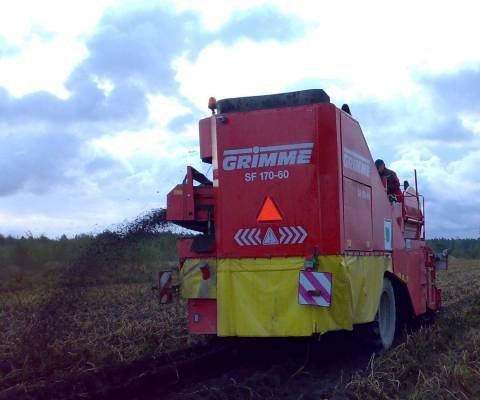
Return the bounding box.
[257,196,282,222]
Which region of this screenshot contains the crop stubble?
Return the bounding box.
[0,259,479,400]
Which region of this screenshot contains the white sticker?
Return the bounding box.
[384,219,392,250]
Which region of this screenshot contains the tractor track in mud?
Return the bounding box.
[153,297,470,400]
[0,332,373,400]
[0,320,443,400]
[144,332,376,400]
[0,340,238,400]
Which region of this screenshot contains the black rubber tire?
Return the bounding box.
[358,277,397,351]
[374,277,397,350]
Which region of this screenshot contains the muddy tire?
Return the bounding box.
[362,277,397,351]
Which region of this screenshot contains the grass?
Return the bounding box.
[337,259,480,399]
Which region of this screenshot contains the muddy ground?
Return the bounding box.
[146,333,383,400]
[147,259,480,400]
[2,259,479,400]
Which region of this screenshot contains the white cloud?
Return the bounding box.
[0,0,114,97]
[0,0,114,41]
[171,0,271,29]
[0,37,87,98]
[0,184,150,238]
[173,0,480,108]
[147,94,191,127]
[91,94,197,163]
[391,146,480,237]
[91,128,192,162]
[460,113,480,136]
[1,0,480,238]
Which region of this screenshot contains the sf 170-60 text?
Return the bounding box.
[244,170,289,182]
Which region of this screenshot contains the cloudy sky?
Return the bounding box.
[0,0,479,238]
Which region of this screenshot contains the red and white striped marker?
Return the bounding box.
[298,271,332,307]
[158,271,173,304]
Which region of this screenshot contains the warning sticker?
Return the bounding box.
[262,227,279,245]
[234,226,308,246]
[257,196,282,222]
[298,271,332,307]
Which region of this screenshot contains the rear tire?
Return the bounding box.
[376,277,397,350]
[360,277,397,351]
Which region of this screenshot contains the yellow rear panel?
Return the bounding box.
[216,255,391,336]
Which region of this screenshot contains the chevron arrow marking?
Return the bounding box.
[248,229,258,245]
[234,229,244,246]
[279,227,286,243]
[255,229,261,244]
[235,226,308,246]
[291,226,301,243]
[241,229,251,246]
[297,226,307,243]
[283,226,293,244]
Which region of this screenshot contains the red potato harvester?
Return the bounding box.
[159,89,448,350]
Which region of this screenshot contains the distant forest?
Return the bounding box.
[0,232,178,290]
[428,238,480,260]
[0,233,478,290]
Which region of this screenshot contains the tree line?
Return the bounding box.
[428,238,480,259]
[0,233,478,290]
[0,232,178,290]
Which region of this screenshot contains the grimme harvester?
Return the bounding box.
[161,89,447,350]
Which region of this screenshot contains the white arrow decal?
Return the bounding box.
[241,229,251,246]
[279,227,286,244]
[291,226,301,244]
[248,229,258,245]
[255,229,261,244]
[297,226,307,243]
[235,226,308,246]
[234,229,244,246]
[283,226,293,244]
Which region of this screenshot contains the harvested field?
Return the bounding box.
[0,258,479,400]
[0,283,203,397]
[338,258,480,399]
[158,259,480,400]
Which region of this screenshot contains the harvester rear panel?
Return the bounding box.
[165,89,443,346]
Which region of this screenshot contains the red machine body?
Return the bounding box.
[165,89,443,337]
